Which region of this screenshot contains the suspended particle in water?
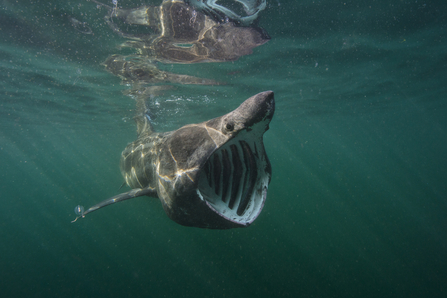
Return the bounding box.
[74,205,84,216]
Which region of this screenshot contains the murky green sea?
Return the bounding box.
[1,0,446,297]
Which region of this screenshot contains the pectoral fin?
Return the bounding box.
[71,187,156,223]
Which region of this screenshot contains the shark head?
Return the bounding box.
[157,91,275,228]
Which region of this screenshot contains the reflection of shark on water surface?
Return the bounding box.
[72,91,275,229]
[92,0,269,75]
[102,54,222,86]
[89,0,270,86]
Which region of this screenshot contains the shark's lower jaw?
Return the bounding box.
[197,134,270,226]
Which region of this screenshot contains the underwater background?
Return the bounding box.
[1,0,446,297]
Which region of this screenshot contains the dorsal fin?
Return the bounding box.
[134,95,154,138]
[130,85,172,138]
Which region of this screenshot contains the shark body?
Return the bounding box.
[73,91,275,229]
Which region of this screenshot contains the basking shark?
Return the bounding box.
[72,91,275,229]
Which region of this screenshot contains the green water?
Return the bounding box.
[1,1,446,297]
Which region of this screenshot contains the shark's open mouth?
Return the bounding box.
[197,133,270,226]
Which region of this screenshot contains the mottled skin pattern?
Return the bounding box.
[120,91,275,228]
[73,91,274,228]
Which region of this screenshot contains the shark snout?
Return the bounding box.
[236,91,275,130]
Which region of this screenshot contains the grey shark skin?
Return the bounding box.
[73,91,275,229]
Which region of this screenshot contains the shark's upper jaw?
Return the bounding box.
[196,122,271,226]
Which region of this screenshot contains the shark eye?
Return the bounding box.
[225,123,234,131]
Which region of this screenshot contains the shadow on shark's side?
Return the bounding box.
[72,90,275,229]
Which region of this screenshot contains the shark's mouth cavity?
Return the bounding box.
[197,134,269,226]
